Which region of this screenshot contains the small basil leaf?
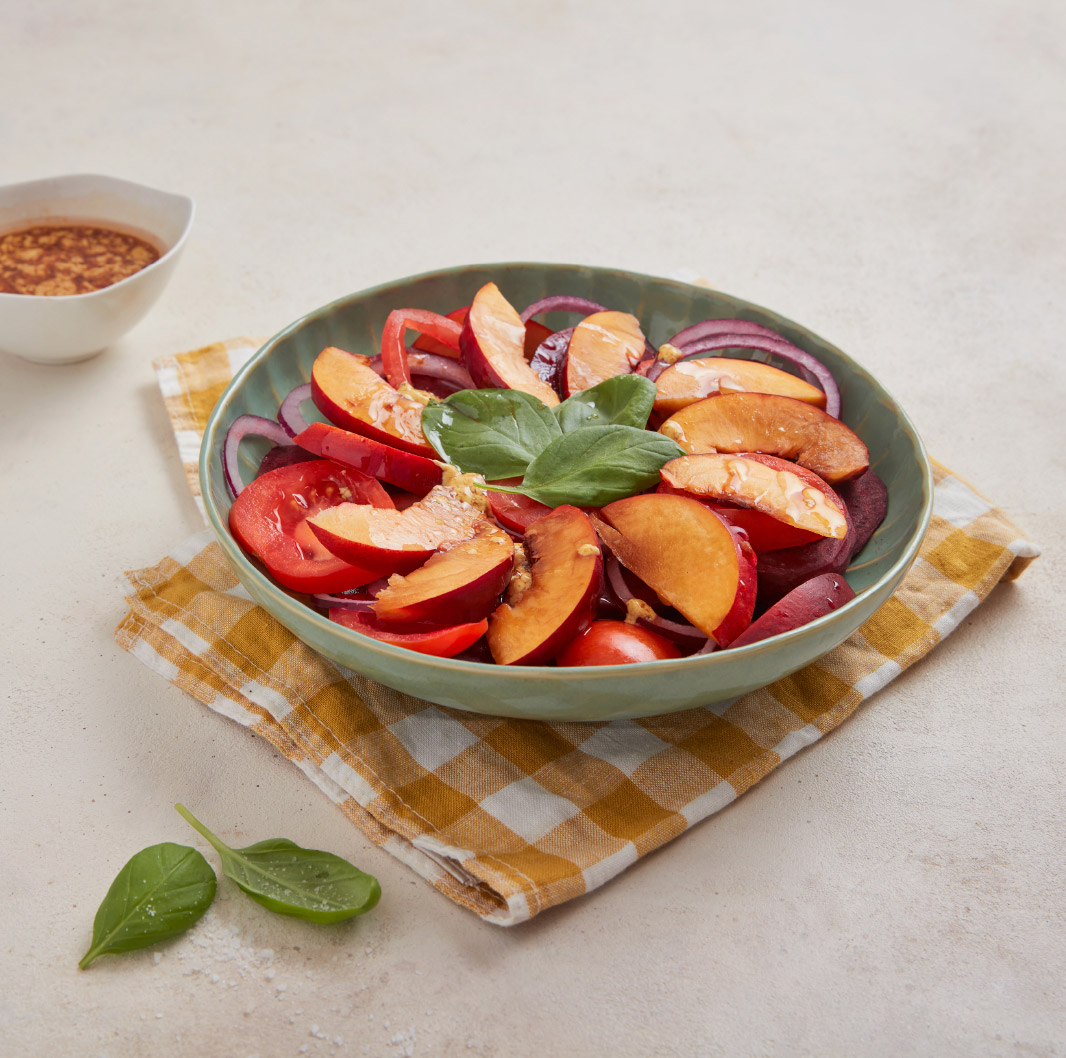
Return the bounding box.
[518,425,684,507]
[421,389,562,479]
[79,842,216,969]
[176,805,380,924]
[554,374,657,432]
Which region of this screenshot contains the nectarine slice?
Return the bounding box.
[593,493,757,646]
[460,283,560,407]
[487,506,603,665]
[564,311,645,396]
[659,392,869,484]
[308,483,487,575]
[372,526,515,628]
[311,346,435,457]
[653,357,827,417]
[460,283,562,407]
[660,453,847,539]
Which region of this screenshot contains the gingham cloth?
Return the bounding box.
[117,337,1039,925]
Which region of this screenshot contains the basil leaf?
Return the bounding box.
[176,805,380,924]
[554,374,656,432]
[79,842,216,969]
[517,425,684,507]
[421,389,561,480]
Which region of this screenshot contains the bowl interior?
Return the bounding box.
[0,173,194,272]
[200,263,932,720]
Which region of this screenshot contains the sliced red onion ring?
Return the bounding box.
[519,295,607,323]
[369,350,474,391]
[223,414,294,498]
[278,383,313,437]
[603,554,708,650]
[668,318,785,348]
[310,594,377,611]
[648,330,841,418]
[310,577,390,610]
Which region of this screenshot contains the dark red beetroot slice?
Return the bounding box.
[487,506,603,665]
[294,422,443,495]
[372,526,514,628]
[755,470,887,606]
[460,282,560,407]
[729,573,855,648]
[308,483,486,574]
[563,311,645,396]
[257,445,321,477]
[529,328,573,398]
[329,609,488,658]
[486,477,554,533]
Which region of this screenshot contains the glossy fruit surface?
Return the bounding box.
[557,621,682,666]
[201,262,932,720]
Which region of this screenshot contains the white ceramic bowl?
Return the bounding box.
[0,173,194,364]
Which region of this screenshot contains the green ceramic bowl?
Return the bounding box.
[200,262,932,721]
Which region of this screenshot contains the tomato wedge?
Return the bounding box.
[412,306,469,357]
[381,309,464,388]
[328,609,488,658]
[229,459,394,593]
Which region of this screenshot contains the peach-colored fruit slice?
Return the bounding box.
[372,526,515,627]
[564,311,645,396]
[311,346,434,457]
[460,282,560,406]
[660,453,847,539]
[592,493,757,646]
[487,506,603,665]
[308,483,486,574]
[653,357,827,417]
[659,392,869,484]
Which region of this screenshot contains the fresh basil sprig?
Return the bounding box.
[175,804,380,924]
[487,426,684,507]
[553,374,656,432]
[421,389,561,479]
[79,842,216,969]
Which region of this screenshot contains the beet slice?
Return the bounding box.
[730,573,856,648]
[755,469,888,606]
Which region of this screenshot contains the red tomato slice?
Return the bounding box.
[229,459,394,593]
[557,620,682,666]
[412,306,469,356]
[328,609,488,658]
[381,308,464,387]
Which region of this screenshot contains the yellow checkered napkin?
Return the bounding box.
[119,339,1039,925]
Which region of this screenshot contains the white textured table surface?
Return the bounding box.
[3,2,1064,1055]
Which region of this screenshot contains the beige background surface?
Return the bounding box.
[2,1,1064,1055]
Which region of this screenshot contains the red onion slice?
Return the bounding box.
[310,577,390,610]
[668,318,785,349]
[223,414,295,498]
[310,594,377,611]
[603,554,709,650]
[649,330,841,418]
[278,383,313,437]
[369,350,474,390]
[519,295,607,323]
